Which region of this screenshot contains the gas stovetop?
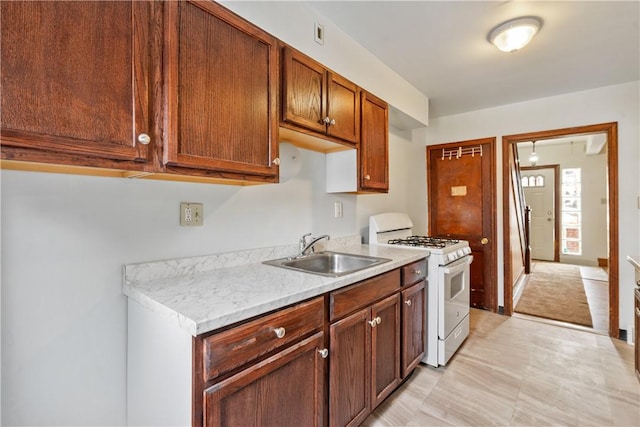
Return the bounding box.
[387,236,460,249]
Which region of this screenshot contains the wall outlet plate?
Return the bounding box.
[314,21,324,45]
[180,202,203,226]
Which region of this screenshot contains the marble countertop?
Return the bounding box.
[626,255,640,270]
[123,236,429,336]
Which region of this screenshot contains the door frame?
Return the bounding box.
[427,137,498,312]
[521,165,560,262]
[502,122,619,337]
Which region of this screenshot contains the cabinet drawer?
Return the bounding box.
[202,297,324,382]
[330,269,400,321]
[401,259,427,286]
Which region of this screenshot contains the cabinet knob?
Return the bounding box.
[329,118,336,125]
[323,117,331,124]
[404,299,412,306]
[318,348,329,358]
[137,133,151,145]
[636,307,640,317]
[375,316,381,325]
[368,319,377,327]
[272,157,280,166]
[412,269,421,275]
[273,327,286,338]
[364,174,371,180]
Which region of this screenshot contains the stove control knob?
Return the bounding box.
[457,249,465,257]
[448,253,457,262]
[464,247,472,255]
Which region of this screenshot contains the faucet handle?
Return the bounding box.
[299,233,312,249]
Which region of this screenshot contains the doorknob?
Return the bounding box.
[481,237,489,245]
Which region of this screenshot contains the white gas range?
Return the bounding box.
[369,212,473,367]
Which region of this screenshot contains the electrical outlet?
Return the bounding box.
[314,22,324,45]
[180,202,203,226]
[334,201,343,218]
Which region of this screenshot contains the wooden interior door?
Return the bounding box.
[427,138,496,311]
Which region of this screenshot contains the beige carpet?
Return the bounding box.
[515,262,593,327]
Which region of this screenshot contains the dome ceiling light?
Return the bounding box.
[488,16,542,53]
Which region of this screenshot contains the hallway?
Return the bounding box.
[364,309,638,426]
[514,262,609,335]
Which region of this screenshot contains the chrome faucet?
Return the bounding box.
[299,233,330,257]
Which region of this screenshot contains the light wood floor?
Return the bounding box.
[364,309,639,426]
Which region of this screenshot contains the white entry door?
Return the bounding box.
[523,168,556,261]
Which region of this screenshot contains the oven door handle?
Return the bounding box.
[443,255,473,274]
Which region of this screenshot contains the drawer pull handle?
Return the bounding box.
[404,299,412,306]
[636,307,640,317]
[412,269,422,275]
[318,348,329,358]
[274,327,286,339]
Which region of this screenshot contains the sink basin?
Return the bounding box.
[263,251,392,277]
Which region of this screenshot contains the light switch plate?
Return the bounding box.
[180,202,203,226]
[334,201,343,218]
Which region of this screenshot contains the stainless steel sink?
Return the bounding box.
[263,251,391,277]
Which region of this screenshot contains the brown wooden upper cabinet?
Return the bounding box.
[282,47,360,146]
[360,91,389,192]
[163,0,280,182]
[1,1,154,170]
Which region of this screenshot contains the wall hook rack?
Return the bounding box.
[441,145,483,160]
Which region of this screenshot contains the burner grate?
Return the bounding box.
[387,236,460,248]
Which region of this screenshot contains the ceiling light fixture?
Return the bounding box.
[488,16,542,53]
[529,141,538,166]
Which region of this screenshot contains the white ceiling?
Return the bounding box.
[307,1,640,119]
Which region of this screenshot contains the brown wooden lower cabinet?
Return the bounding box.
[329,308,371,427]
[203,332,325,427]
[127,260,426,427]
[329,283,402,427]
[329,297,401,427]
[401,280,426,378]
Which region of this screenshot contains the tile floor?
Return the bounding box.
[364,309,639,427]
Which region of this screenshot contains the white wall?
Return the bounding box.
[410,81,640,329]
[519,141,609,265]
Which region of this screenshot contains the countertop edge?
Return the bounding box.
[124,244,429,336]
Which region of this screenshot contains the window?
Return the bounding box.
[561,168,581,255]
[521,174,544,188]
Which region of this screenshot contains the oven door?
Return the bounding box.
[437,255,473,339]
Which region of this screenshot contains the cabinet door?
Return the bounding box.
[371,293,400,409]
[282,47,327,134]
[329,308,370,427]
[203,333,325,427]
[1,1,152,164]
[326,73,360,144]
[401,281,426,378]
[360,91,389,192]
[164,0,279,178]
